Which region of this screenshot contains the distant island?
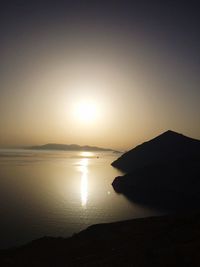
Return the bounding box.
[112,130,200,211]
[26,143,120,153]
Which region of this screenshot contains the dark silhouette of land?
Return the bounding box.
[1,130,200,265]
[112,130,200,211]
[1,213,200,266]
[27,144,119,152]
[112,130,200,172]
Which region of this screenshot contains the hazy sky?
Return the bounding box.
[0,1,200,150]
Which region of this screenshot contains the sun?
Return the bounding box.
[74,100,98,123]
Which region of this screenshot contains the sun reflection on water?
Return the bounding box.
[79,158,88,207]
[79,151,94,158]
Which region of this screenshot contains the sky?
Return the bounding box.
[0,0,200,150]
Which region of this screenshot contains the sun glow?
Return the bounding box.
[74,101,98,123]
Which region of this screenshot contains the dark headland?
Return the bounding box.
[112,130,200,211]
[112,130,200,172]
[1,130,200,266]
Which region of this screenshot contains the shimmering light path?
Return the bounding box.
[80,158,88,207]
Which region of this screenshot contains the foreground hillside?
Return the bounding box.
[1,213,200,266]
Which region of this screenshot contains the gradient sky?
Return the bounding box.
[0,1,200,150]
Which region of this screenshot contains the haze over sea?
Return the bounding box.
[0,149,159,248]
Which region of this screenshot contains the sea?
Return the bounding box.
[0,149,159,248]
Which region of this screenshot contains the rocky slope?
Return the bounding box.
[1,213,200,266]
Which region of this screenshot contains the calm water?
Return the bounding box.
[0,149,159,248]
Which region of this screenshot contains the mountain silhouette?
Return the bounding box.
[112,130,200,211]
[112,130,200,172]
[28,144,118,152]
